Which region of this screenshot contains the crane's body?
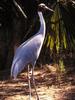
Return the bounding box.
[11,3,54,100]
[11,12,46,78]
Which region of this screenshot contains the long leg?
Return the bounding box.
[32,66,40,100]
[28,65,31,100]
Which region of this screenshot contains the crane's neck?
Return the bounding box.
[38,11,46,37]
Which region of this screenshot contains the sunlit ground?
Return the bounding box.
[0,66,75,100]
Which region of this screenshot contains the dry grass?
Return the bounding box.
[0,65,75,100]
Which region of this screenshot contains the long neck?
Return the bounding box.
[37,11,46,37]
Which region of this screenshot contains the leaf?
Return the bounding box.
[59,59,65,72]
[47,35,51,47]
[50,36,54,51]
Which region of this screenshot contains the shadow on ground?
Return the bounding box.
[0,66,75,100]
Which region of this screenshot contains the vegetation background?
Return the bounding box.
[0,0,75,71]
[0,0,75,100]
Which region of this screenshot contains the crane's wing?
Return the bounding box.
[11,34,43,77]
[13,34,43,62]
[15,31,40,55]
[20,31,41,47]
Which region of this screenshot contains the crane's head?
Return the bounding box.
[38,3,54,13]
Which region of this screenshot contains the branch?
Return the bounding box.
[13,0,27,19]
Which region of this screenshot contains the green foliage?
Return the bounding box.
[59,58,65,72]
[45,3,75,54]
[51,4,67,52]
[46,34,54,52]
[44,2,75,72]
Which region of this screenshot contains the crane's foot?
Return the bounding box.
[36,90,40,100]
[37,96,40,100]
[29,94,32,100]
[28,65,32,100]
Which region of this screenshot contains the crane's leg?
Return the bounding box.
[32,66,40,100]
[28,65,31,100]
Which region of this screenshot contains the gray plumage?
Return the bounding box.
[11,11,46,79]
[11,3,54,100]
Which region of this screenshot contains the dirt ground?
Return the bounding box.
[0,65,75,100]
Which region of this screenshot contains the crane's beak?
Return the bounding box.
[44,6,54,12]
